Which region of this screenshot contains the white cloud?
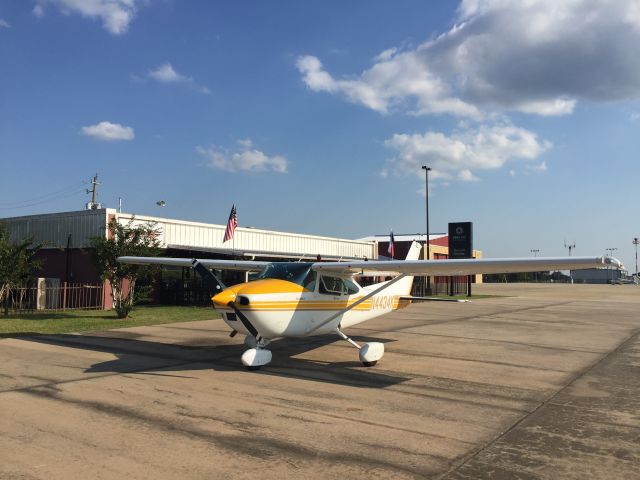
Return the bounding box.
[297,54,479,117]
[197,140,288,174]
[148,63,190,83]
[147,62,210,95]
[34,0,140,35]
[298,0,640,117]
[236,138,253,148]
[458,169,479,182]
[631,112,640,121]
[32,4,45,17]
[80,121,134,141]
[384,123,551,183]
[0,19,10,28]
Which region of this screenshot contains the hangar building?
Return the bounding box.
[2,209,483,308]
[2,208,377,308]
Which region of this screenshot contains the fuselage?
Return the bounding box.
[212,243,422,340]
[212,271,412,339]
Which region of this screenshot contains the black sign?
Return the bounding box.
[448,222,473,259]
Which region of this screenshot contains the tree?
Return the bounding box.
[90,218,161,318]
[0,223,42,316]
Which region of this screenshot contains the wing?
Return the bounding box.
[311,256,621,276]
[117,256,270,272]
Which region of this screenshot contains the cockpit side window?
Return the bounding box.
[319,276,360,295]
[302,270,317,292]
[342,278,360,295]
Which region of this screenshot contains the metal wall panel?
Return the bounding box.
[2,209,108,248]
[116,212,376,259]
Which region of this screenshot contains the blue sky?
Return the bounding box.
[1,0,639,270]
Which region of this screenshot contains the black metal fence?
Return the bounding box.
[157,277,216,306]
[411,276,471,297]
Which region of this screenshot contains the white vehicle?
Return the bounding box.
[119,243,620,369]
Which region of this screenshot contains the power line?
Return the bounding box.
[0,180,86,208]
[0,188,86,210]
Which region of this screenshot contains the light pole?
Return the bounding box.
[530,249,540,282]
[633,238,639,278]
[564,241,576,283]
[606,247,618,284]
[422,166,432,295]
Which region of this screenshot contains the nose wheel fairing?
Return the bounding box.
[241,346,272,370]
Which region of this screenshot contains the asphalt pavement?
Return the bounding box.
[1,283,638,479]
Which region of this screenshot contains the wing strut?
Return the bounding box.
[191,259,227,292]
[305,274,407,335]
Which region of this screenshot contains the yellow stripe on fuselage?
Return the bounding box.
[212,278,412,313]
[237,297,411,312]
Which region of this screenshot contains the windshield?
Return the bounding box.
[254,263,313,286]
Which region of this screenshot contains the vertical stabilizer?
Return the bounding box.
[385,241,421,296]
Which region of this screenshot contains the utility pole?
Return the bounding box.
[86,174,101,209]
[422,165,432,295]
[633,238,639,279]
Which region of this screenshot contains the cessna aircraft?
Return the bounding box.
[119,243,621,369]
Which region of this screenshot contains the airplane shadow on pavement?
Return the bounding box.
[19,332,412,389]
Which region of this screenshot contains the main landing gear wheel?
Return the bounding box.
[358,342,384,367]
[334,328,385,367]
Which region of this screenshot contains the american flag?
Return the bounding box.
[388,230,395,259]
[223,204,237,242]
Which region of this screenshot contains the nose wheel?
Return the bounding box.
[241,338,272,370]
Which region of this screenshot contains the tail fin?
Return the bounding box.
[385,241,421,296]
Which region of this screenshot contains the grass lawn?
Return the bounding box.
[0,306,219,337]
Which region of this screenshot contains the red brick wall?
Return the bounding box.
[33,249,101,283]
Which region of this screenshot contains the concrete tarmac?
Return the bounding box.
[0,283,639,479]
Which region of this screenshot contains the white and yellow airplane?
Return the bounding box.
[119,243,620,369]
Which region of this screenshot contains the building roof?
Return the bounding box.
[357,233,447,243]
[2,208,376,260]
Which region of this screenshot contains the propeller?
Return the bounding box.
[227,300,260,341]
